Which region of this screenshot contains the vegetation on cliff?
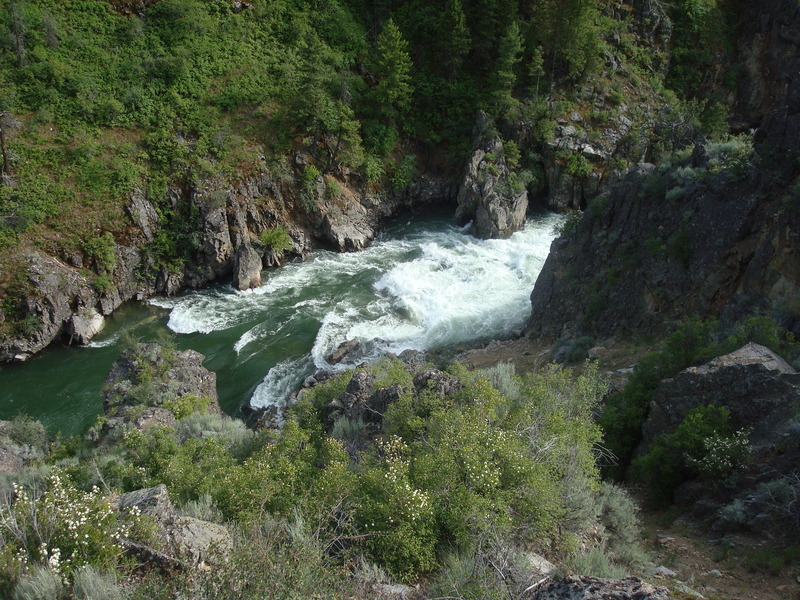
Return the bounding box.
[0,0,753,341]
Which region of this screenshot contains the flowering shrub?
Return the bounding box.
[0,470,127,583]
[687,428,750,480]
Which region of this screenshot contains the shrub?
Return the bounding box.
[259,227,293,254]
[6,416,48,452]
[564,153,592,178]
[632,405,746,503]
[162,394,210,420]
[83,233,116,273]
[553,209,582,237]
[12,565,65,600]
[0,470,128,581]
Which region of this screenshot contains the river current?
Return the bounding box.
[0,209,563,436]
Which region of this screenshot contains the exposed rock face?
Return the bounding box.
[456,112,528,239]
[639,343,800,455]
[0,161,455,362]
[0,252,98,362]
[103,343,221,416]
[636,343,800,540]
[534,576,671,600]
[527,142,800,342]
[116,484,232,571]
[733,0,800,131]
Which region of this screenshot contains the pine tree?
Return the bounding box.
[374,18,413,115]
[492,21,522,113]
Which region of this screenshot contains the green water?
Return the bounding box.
[0,210,562,437]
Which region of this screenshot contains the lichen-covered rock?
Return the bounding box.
[533,576,671,599]
[116,484,232,571]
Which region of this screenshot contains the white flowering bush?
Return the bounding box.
[0,470,127,583]
[356,436,436,580]
[687,428,751,480]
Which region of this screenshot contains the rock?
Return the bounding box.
[126,189,159,242]
[0,447,24,474]
[412,368,464,398]
[0,252,97,361]
[201,202,234,278]
[103,343,221,416]
[327,338,364,365]
[68,308,104,345]
[534,576,671,599]
[674,582,704,599]
[117,484,175,522]
[639,343,799,455]
[707,569,723,577]
[232,243,263,290]
[456,112,528,239]
[116,485,231,571]
[654,565,678,578]
[525,552,557,578]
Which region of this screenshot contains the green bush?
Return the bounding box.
[632,405,745,503]
[12,566,65,600]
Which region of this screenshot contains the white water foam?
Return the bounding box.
[152,213,562,410]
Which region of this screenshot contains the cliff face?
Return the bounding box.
[527,0,800,343]
[0,163,456,362]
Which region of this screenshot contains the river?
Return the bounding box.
[0,209,563,436]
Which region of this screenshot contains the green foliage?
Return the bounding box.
[563,153,592,178]
[161,394,210,420]
[554,209,582,237]
[632,405,741,503]
[259,226,293,254]
[373,19,413,116]
[5,415,48,452]
[0,470,128,581]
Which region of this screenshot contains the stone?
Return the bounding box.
[534,576,671,599]
[232,243,262,290]
[116,485,232,571]
[126,189,159,242]
[456,112,528,239]
[68,308,104,345]
[674,582,704,599]
[654,565,678,578]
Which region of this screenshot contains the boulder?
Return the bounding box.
[116,484,232,571]
[126,189,159,242]
[639,343,800,456]
[232,243,263,290]
[533,576,671,599]
[68,308,104,345]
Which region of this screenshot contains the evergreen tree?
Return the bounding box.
[491,21,522,114]
[373,18,413,117]
[438,0,471,77]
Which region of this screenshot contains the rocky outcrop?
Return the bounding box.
[533,576,671,600]
[103,343,221,417]
[639,343,800,455]
[636,343,800,540]
[116,484,232,571]
[733,0,800,132]
[0,252,99,362]
[527,137,800,342]
[232,243,262,290]
[456,113,528,239]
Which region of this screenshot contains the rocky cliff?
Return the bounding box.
[527,0,800,344]
[0,160,456,362]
